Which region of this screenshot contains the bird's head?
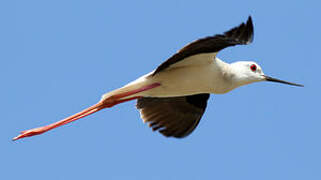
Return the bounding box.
[230,61,303,87]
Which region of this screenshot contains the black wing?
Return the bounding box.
[136,94,210,138]
[153,16,254,75]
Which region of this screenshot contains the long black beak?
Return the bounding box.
[263,75,303,87]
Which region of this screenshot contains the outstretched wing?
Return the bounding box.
[136,94,210,138]
[153,16,254,75]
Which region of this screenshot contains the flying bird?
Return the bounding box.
[13,16,303,141]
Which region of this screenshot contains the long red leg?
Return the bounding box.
[13,83,161,141]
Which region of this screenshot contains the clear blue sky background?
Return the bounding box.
[2,0,320,180]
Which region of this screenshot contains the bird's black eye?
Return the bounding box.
[250,64,257,72]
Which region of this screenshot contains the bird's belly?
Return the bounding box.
[145,67,215,97]
[101,65,231,101]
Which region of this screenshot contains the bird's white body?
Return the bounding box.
[101,53,258,101]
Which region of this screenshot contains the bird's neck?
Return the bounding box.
[208,58,238,93]
[214,58,250,92]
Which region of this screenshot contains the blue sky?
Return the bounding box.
[2,0,321,179]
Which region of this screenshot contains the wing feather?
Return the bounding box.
[136,94,210,138]
[153,16,253,75]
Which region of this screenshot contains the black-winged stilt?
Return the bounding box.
[13,16,303,141]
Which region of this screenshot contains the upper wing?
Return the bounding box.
[136,93,210,138]
[153,16,254,75]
